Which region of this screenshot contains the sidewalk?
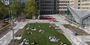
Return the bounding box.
[0,20,49,45]
[0,22,27,45]
[0,16,89,45]
[51,15,88,45]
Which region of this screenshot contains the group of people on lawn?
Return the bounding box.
[23,38,37,45]
[23,25,67,45]
[26,26,45,35]
[26,27,36,31]
[23,27,45,45]
[23,38,67,45]
[49,36,67,45]
[49,36,59,42]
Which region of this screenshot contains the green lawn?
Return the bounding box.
[22,23,71,45]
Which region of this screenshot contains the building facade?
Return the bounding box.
[69,0,90,11]
[57,0,69,14]
[57,0,90,14]
[40,0,57,14]
[1,0,90,15]
[39,0,70,14]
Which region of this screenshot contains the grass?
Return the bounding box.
[22,23,72,45]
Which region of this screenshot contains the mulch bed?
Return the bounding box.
[87,42,90,45]
[8,40,21,45]
[0,25,10,38]
[57,29,64,34]
[50,23,64,34]
[15,29,25,37]
[64,24,90,35]
[9,29,25,45]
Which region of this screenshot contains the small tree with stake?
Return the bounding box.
[10,0,22,17]
[0,1,9,20]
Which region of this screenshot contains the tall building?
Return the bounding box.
[57,0,69,14]
[39,0,70,14]
[69,0,90,11]
[57,0,90,14]
[40,0,57,14]
[69,0,74,7]
[1,0,90,14]
[67,0,90,26]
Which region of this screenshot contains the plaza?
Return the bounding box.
[0,15,90,45]
[0,0,90,45]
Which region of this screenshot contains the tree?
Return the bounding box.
[24,0,39,19]
[0,1,9,19]
[10,0,22,17]
[0,1,4,7]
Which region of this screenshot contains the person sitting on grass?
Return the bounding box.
[31,27,36,31]
[39,29,45,33]
[28,32,32,35]
[60,41,63,45]
[63,43,67,45]
[23,38,29,45]
[31,40,37,45]
[60,41,67,45]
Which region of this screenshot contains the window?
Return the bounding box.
[78,4,80,6]
[78,7,80,9]
[5,0,8,1]
[78,0,80,2]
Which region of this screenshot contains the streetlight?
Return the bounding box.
[5,0,15,45]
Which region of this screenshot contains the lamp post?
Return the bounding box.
[5,0,15,45]
[11,15,15,45]
[38,0,40,19]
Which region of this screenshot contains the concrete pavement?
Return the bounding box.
[50,15,89,45]
[0,15,90,45]
[0,20,49,45]
[0,22,27,45]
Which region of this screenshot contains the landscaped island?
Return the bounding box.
[22,23,71,45]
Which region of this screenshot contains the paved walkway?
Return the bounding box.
[0,20,49,45]
[0,15,90,45]
[0,22,27,45]
[50,15,88,45]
